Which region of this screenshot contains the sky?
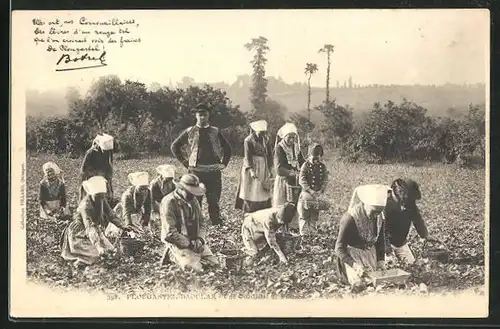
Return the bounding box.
[13,9,489,92]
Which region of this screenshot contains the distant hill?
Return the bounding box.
[25,89,69,118]
[26,75,485,119]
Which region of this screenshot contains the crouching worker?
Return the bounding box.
[297,143,329,244]
[150,164,177,221]
[241,202,297,266]
[61,176,132,267]
[384,178,441,264]
[39,161,70,222]
[334,184,391,286]
[105,172,152,241]
[159,174,219,272]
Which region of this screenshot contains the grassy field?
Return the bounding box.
[25,153,486,298]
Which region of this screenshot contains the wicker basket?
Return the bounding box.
[119,236,145,257]
[422,241,450,263]
[216,240,244,271]
[304,199,331,211]
[277,232,301,254]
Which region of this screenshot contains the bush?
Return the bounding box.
[115,125,144,160]
[26,75,485,167]
[341,101,485,166]
[26,79,249,158]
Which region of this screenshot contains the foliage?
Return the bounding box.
[315,100,354,149]
[245,36,270,114]
[27,77,249,157]
[247,98,287,138]
[26,154,485,298]
[343,101,486,166]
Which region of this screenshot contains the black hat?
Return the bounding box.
[192,103,209,113]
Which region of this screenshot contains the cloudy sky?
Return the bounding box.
[13,9,489,92]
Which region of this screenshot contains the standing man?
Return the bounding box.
[170,104,232,225]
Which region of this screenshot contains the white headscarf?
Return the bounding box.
[82,176,108,196]
[347,184,392,216]
[156,165,176,179]
[249,120,268,132]
[94,133,114,151]
[42,161,65,183]
[275,123,301,169]
[128,172,150,187]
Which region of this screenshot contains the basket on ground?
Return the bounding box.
[304,199,331,211]
[277,232,301,254]
[119,235,145,257]
[216,240,245,271]
[422,241,450,263]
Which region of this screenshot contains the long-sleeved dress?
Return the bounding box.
[235,133,273,213]
[79,146,114,201]
[334,203,386,285]
[60,196,122,265]
[272,141,305,207]
[105,186,152,239]
[39,178,69,219]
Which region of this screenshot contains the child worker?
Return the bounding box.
[241,202,298,266]
[297,143,330,248]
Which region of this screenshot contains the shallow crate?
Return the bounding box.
[367,268,411,286]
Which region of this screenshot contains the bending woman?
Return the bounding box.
[105,171,151,239]
[334,184,391,286]
[61,176,132,267]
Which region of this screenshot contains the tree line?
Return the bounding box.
[27,36,485,166]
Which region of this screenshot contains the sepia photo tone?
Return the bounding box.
[11,9,489,318]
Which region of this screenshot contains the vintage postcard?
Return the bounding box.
[10,9,490,318]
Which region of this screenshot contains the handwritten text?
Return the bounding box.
[31,16,142,71]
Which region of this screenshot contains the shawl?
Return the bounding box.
[348,203,384,248]
[277,139,300,170]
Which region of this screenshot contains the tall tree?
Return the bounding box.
[304,63,318,123]
[244,36,270,114]
[318,44,335,103]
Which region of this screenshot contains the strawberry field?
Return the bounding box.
[25,153,486,299]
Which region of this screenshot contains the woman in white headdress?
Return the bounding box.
[60,176,131,267]
[235,120,273,213]
[105,172,151,239]
[38,161,70,222]
[334,184,391,286]
[79,133,114,202]
[150,164,177,221]
[272,123,305,231]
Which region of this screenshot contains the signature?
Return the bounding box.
[55,50,107,71]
